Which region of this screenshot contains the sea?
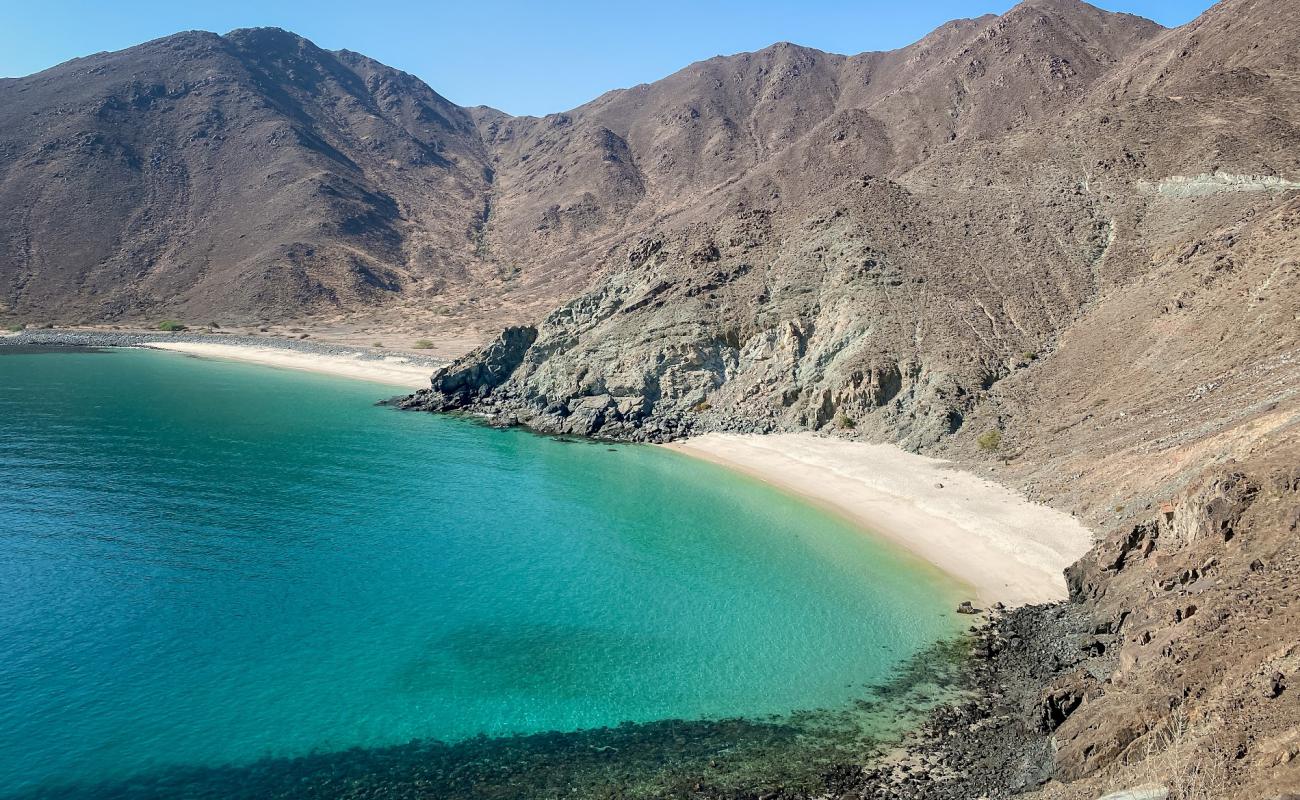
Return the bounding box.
[0,347,965,798]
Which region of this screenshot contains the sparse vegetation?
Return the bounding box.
[1020,351,1038,362]
[6,324,24,332]
[156,320,187,332]
[976,429,1002,451]
[413,339,435,349]
[372,341,384,348]
[1117,708,1231,800]
[838,413,856,429]
[693,400,712,412]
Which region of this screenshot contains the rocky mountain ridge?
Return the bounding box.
[398,0,1299,460]
[410,2,1300,795]
[3,1,1299,796]
[1,27,495,325]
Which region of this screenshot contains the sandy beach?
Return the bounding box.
[149,342,436,389]
[666,433,1093,607]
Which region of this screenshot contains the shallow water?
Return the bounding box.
[0,348,963,796]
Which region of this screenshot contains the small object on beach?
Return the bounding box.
[956,600,979,615]
[993,601,1006,612]
[934,482,944,489]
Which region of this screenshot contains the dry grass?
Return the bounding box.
[1112,708,1232,800]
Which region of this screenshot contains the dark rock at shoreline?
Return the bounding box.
[836,602,1103,800]
[7,639,976,800]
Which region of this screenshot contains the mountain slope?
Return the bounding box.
[0,28,492,323]
[4,0,1300,796]
[404,1,1176,443]
[0,2,1170,331]
[411,0,1298,452]
[470,2,1165,303]
[403,2,1300,795]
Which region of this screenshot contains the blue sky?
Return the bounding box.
[1,0,1215,116]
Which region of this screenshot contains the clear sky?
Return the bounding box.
[1,0,1215,116]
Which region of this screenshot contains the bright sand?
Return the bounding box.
[666,433,1094,607]
[149,342,435,389]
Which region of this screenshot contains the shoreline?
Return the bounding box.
[665,432,1093,607]
[8,329,1085,606]
[148,342,434,388]
[1,330,443,389]
[5,328,1087,797]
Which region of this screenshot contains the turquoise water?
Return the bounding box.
[0,348,961,796]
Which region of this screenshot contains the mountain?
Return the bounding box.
[0,0,1173,335]
[409,0,1298,450]
[0,27,493,323]
[469,0,1167,322]
[4,1,1300,796]
[402,0,1299,451]
[416,3,1300,796]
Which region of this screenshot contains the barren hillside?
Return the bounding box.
[0,28,494,325]
[3,0,1298,796]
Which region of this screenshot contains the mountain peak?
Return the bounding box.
[1015,0,1093,11]
[220,26,322,56]
[1003,0,1165,30]
[222,26,310,42]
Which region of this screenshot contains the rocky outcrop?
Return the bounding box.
[1151,173,1300,197]
[400,325,536,410]
[823,445,1300,800]
[395,169,1122,446]
[1026,451,1300,797]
